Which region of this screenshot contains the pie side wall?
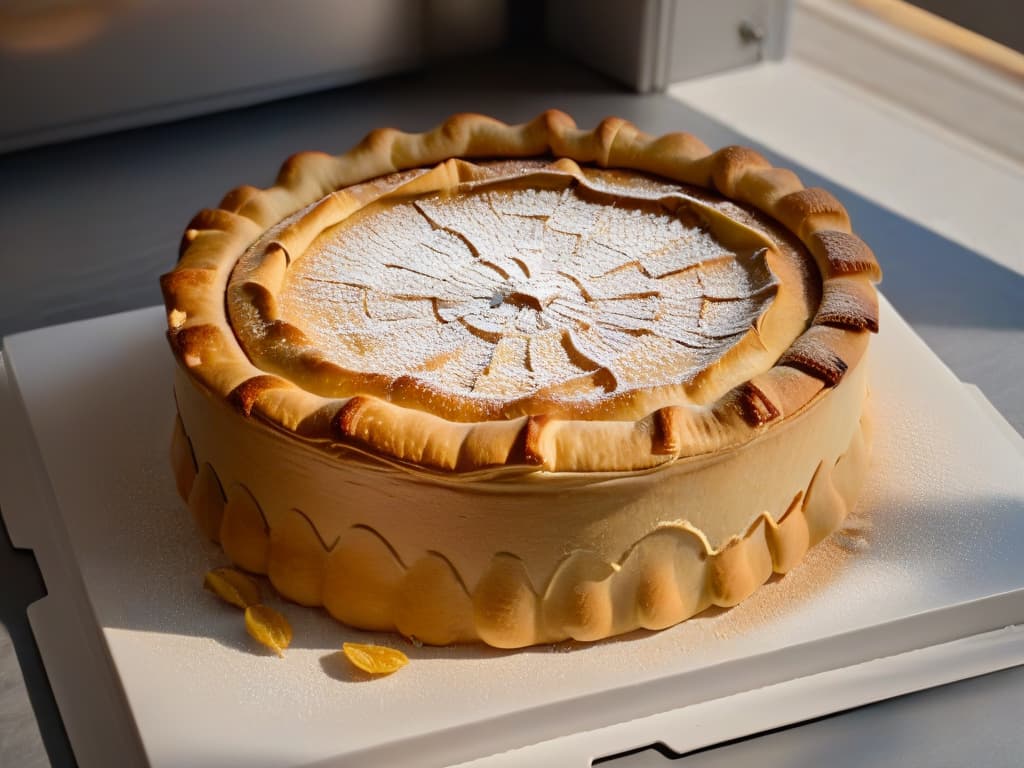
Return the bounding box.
[170,355,871,648]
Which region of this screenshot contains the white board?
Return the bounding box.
[1,297,1023,768]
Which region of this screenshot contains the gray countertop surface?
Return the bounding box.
[1,50,1022,767]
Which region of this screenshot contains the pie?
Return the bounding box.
[161,111,880,647]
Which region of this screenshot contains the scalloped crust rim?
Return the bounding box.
[161,110,881,474]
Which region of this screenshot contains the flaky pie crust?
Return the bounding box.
[162,112,880,647]
[162,110,880,474]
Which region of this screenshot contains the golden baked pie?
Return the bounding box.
[162,111,880,647]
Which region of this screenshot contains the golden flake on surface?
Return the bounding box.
[245,605,293,657]
[342,642,409,675]
[203,567,261,609]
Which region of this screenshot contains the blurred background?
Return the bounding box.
[0,0,1019,337]
[1,0,1020,155]
[0,0,1020,338]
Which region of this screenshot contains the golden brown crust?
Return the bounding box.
[779,325,869,387]
[162,110,880,475]
[809,230,883,282]
[711,145,772,197]
[228,375,294,417]
[775,188,852,239]
[652,407,682,455]
[730,381,782,427]
[522,415,549,466]
[816,275,880,333]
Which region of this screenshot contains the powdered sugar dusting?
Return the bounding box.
[278,171,778,402]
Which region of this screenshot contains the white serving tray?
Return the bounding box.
[1,297,1023,768]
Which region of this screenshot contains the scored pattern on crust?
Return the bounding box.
[172,406,872,648]
[162,111,881,474]
[262,163,786,420]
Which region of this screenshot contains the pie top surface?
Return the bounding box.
[162,111,881,474]
[281,166,773,408]
[231,159,818,422]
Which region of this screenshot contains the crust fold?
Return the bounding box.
[809,230,882,282]
[816,275,880,333]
